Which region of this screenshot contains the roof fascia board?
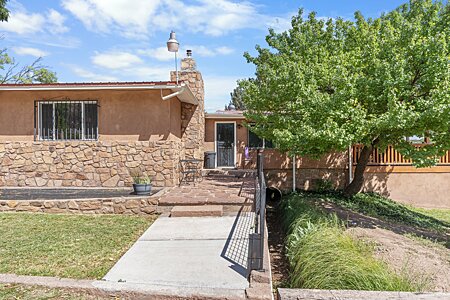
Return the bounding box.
[0,83,198,105]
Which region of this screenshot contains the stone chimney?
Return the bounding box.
[170,50,205,160]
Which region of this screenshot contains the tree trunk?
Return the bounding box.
[343,144,373,197]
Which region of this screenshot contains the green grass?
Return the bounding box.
[0,213,156,279]
[409,207,450,224]
[305,191,450,233]
[281,193,421,291]
[0,284,108,300]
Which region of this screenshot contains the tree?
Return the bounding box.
[0,51,57,83]
[0,0,57,84]
[0,0,9,22]
[240,0,450,196]
[229,80,247,110]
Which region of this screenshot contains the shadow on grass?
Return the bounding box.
[294,191,450,248]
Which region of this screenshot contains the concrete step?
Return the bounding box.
[170,205,223,217]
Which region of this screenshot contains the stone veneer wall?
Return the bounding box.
[172,56,205,160]
[0,197,159,215]
[0,141,182,187]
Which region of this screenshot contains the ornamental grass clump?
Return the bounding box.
[282,194,419,291]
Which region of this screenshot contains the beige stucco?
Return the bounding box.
[205,116,450,208]
[0,89,182,142]
[0,56,205,189]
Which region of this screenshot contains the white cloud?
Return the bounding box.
[137,47,173,62]
[68,65,118,82]
[184,45,235,57]
[61,0,294,38]
[139,45,235,61]
[88,49,171,81]
[203,75,239,112]
[91,51,143,69]
[0,11,45,34]
[61,0,160,38]
[0,4,69,36]
[120,66,171,81]
[215,46,234,55]
[47,9,69,34]
[184,45,215,57]
[70,65,119,82]
[13,46,48,57]
[71,62,171,82]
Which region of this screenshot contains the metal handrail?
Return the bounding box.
[247,151,266,275]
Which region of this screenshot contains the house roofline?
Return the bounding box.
[0,81,198,105]
[205,113,245,119]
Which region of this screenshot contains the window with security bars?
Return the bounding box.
[35,101,98,141]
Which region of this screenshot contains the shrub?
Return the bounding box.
[315,179,334,192]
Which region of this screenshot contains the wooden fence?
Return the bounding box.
[352,144,450,165]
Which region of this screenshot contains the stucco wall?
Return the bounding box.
[362,171,450,209]
[0,57,205,188]
[204,118,254,165]
[0,89,182,142]
[205,117,450,208]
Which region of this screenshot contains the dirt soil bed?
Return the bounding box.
[266,200,290,289]
[318,200,450,292]
[348,227,450,292]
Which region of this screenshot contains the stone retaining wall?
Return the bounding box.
[0,197,159,215]
[0,140,182,188]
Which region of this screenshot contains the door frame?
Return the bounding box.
[214,121,237,168]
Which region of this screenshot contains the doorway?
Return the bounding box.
[215,122,236,167]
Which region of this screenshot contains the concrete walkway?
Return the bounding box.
[94,209,254,299]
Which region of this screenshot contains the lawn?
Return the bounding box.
[0,284,108,300]
[307,191,450,233]
[410,207,450,224]
[0,213,156,279]
[281,193,419,291]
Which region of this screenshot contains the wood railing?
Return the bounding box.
[352,144,450,165]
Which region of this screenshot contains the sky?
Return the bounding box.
[0,0,407,112]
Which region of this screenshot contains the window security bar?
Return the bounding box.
[34,100,99,141]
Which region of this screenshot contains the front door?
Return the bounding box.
[216,122,235,167]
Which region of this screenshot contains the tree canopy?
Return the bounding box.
[240,0,450,195]
[0,0,9,22]
[229,80,247,110]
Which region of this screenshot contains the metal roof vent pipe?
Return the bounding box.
[167,31,179,85]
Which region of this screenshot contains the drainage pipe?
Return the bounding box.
[348,145,353,184]
[292,154,296,192]
[162,86,185,101]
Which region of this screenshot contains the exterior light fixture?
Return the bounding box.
[167,31,179,85]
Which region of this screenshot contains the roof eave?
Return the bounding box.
[0,83,199,105]
[205,113,245,119]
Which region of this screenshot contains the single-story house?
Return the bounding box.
[205,110,450,208]
[0,54,205,188]
[1,52,448,208]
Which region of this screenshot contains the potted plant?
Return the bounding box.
[131,170,152,195]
